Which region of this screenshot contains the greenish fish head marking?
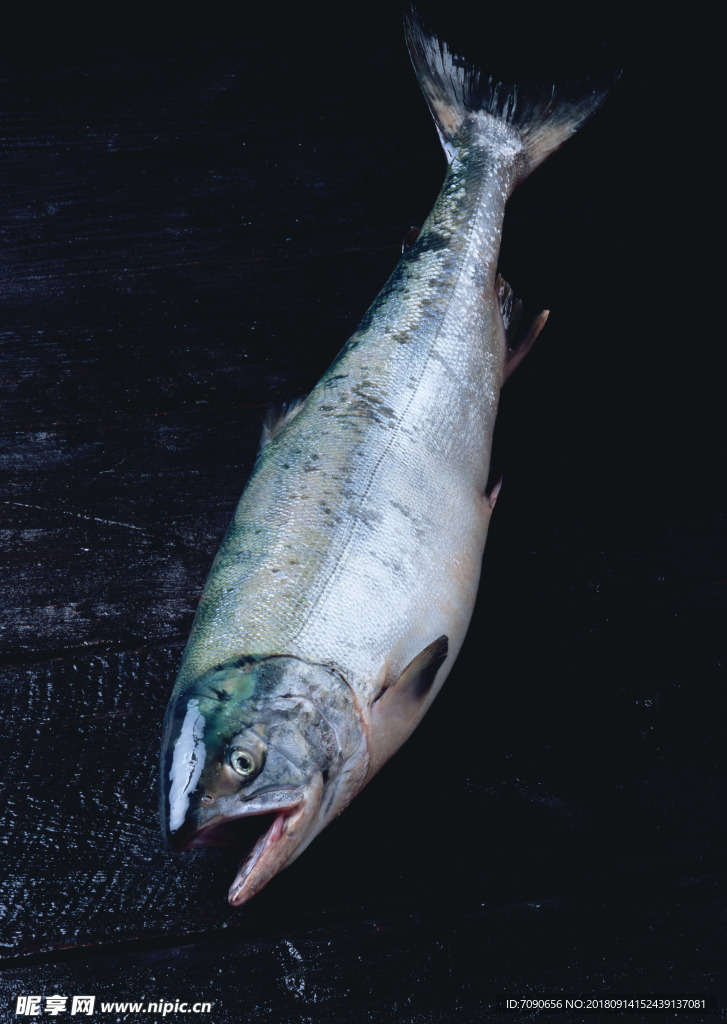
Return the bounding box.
[159,655,368,905]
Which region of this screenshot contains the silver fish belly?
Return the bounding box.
[160,13,613,906]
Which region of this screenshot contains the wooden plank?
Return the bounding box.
[0,2,725,1017]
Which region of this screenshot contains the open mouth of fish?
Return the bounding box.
[181,810,285,851]
[172,788,315,906]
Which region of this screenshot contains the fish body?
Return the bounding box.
[160,13,613,906]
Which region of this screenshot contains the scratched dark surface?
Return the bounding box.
[0,4,724,1023]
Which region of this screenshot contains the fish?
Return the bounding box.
[159,10,614,907]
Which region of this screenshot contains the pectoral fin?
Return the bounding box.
[366,635,449,779]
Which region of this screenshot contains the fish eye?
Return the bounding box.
[229,748,258,778]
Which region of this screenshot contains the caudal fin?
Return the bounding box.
[405,7,617,183]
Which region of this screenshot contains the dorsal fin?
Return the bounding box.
[401,225,421,253]
[258,397,307,452]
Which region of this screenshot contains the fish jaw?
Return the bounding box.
[167,785,307,851]
[168,778,325,906]
[227,773,324,906]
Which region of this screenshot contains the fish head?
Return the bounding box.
[159,655,366,905]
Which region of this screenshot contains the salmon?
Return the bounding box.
[159,10,614,906]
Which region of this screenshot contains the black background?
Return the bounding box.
[0,4,724,1022]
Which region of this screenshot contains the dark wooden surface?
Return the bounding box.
[1,5,724,1021]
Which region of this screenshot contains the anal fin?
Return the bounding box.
[496,274,549,382]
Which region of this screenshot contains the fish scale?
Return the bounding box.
[160,10,615,907]
[178,124,513,698]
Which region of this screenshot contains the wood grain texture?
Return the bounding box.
[1,3,725,1019]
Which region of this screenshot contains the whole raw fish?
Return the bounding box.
[160,11,613,906]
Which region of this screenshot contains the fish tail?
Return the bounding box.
[404,7,617,184]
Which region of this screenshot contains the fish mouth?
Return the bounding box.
[171,779,323,907]
[228,775,324,907]
[180,809,287,851]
